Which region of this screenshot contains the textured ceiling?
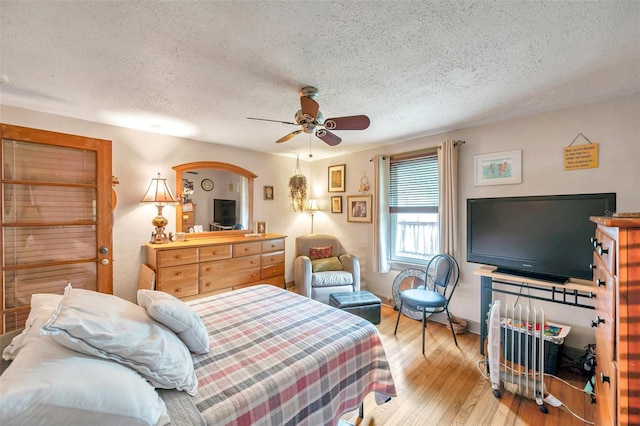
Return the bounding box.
[1,1,639,160]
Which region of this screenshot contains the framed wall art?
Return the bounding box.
[347,195,372,223]
[474,150,522,186]
[328,164,346,192]
[264,185,274,200]
[331,196,343,213]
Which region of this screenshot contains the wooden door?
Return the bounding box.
[0,124,113,332]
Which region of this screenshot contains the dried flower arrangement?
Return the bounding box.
[288,156,308,212]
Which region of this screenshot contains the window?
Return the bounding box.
[389,152,439,264]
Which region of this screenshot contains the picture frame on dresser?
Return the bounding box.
[256,221,267,234]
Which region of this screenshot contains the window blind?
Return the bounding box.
[389,154,439,213]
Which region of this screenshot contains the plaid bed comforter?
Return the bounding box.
[187,285,396,426]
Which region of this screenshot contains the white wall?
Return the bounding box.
[2,92,639,349]
[309,93,640,349]
[1,105,313,303]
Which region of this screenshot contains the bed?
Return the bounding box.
[1,284,396,425]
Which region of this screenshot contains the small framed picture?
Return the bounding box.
[331,196,343,213]
[264,185,274,200]
[328,164,346,192]
[474,150,522,186]
[256,221,267,234]
[347,195,372,223]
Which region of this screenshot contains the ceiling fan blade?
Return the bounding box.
[276,130,302,143]
[300,96,319,120]
[247,117,297,126]
[323,115,370,130]
[315,129,342,146]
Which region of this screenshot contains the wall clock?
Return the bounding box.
[201,179,214,191]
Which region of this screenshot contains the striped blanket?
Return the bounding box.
[187,285,396,426]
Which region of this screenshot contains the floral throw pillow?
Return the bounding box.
[309,245,333,260]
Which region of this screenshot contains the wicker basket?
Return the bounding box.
[451,316,468,335]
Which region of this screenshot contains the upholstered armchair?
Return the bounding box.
[294,234,360,304]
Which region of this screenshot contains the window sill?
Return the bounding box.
[390,261,426,271]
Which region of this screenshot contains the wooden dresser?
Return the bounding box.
[590,216,640,425]
[145,234,286,299]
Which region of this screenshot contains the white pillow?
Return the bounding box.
[41,287,197,395]
[0,335,169,426]
[137,290,210,354]
[2,293,62,361]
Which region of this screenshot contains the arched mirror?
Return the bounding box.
[173,162,256,237]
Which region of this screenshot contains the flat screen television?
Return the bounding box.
[213,199,236,226]
[467,192,616,283]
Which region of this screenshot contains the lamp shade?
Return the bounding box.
[140,173,179,205]
[305,198,320,212]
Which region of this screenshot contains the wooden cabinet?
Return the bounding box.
[145,234,286,299]
[181,203,196,230]
[590,217,640,426]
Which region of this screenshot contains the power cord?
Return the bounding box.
[476,358,595,424]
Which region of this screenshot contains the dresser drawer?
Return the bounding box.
[156,264,198,285]
[594,228,616,275]
[595,358,616,426]
[200,255,261,277]
[156,280,199,298]
[234,242,263,257]
[156,248,198,268]
[199,244,232,262]
[262,262,284,279]
[262,238,285,253]
[261,251,284,267]
[594,308,616,424]
[593,257,615,318]
[200,269,261,293]
[156,265,198,297]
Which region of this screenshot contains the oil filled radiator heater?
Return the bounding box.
[487,300,561,414]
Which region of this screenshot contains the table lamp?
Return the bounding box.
[141,173,179,243]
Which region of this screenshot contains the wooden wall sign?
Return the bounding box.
[564,133,599,171]
[564,143,598,170]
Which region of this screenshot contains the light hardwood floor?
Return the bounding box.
[340,304,595,426]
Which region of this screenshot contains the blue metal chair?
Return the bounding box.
[393,254,460,354]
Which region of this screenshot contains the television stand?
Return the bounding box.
[474,265,595,355]
[494,268,569,284]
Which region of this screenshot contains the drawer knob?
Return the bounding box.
[591,316,605,327]
[597,246,609,255]
[589,263,596,271]
[600,372,610,384]
[596,279,605,287]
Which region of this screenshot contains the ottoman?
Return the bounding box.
[329,291,381,325]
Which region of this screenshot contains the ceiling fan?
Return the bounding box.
[247,86,370,146]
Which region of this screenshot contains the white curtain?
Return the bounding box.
[373,154,390,273]
[438,140,459,255]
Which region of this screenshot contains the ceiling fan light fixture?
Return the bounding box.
[248,86,369,146]
[299,86,319,99]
